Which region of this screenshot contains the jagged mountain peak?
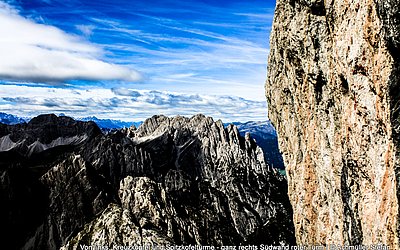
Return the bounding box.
[132,114,216,137]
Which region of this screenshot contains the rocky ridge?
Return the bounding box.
[0,114,295,249]
[266,0,400,247]
[0,112,282,169]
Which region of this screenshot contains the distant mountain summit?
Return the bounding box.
[79,116,142,130]
[0,112,27,125]
[229,120,277,136]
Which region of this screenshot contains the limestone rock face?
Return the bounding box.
[266,0,400,247]
[0,114,295,249]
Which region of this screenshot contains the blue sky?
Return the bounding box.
[0,0,276,122]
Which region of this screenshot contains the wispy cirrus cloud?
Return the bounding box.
[0,2,140,83]
[85,5,273,101]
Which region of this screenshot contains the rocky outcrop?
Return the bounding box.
[229,121,284,169]
[0,114,295,249]
[266,0,400,247]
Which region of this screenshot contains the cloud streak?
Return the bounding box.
[87,5,274,101]
[0,85,268,122]
[0,2,140,83]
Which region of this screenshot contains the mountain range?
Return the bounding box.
[0,112,142,130]
[0,112,283,169]
[0,114,295,249]
[0,112,27,125]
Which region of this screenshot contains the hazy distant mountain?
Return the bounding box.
[0,112,28,125]
[79,116,142,129]
[0,113,141,130]
[230,120,277,137]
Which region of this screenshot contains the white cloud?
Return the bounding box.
[0,1,18,15]
[0,2,140,83]
[76,24,96,37]
[0,85,268,122]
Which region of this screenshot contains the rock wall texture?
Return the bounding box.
[266,0,400,247]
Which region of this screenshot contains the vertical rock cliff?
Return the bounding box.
[266,0,400,247]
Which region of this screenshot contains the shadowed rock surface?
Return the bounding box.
[0,114,295,249]
[266,0,400,247]
[228,121,284,169]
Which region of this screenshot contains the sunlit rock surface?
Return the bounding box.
[266,0,400,247]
